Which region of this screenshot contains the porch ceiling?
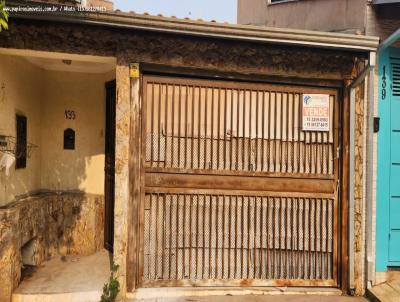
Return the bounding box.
[24,56,115,73]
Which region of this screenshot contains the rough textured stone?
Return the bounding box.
[354,80,366,296]
[113,64,131,298]
[0,19,365,80]
[0,192,104,302]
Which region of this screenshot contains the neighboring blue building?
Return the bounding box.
[377,33,400,271]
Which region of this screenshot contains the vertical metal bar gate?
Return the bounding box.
[140,75,340,287]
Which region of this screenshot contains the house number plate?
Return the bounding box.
[65,110,76,120]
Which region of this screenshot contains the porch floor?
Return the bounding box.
[12,249,111,302]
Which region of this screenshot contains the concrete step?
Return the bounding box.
[127,287,347,302]
[368,279,400,302]
[128,293,369,302]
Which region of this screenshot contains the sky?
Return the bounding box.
[112,0,237,24]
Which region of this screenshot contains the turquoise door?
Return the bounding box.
[377,47,400,271]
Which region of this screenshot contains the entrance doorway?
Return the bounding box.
[104,79,116,252]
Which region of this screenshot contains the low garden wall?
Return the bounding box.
[0,192,104,302]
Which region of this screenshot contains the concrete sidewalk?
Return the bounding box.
[129,286,369,302]
[368,278,400,302]
[133,295,369,302]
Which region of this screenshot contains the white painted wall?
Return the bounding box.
[0,55,43,206]
[40,70,113,194]
[0,54,115,206]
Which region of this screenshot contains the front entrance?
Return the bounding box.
[104,79,116,252]
[137,74,342,288]
[377,47,400,270]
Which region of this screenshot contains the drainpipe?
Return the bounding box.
[366,52,376,289]
[378,28,400,52]
[348,51,376,293]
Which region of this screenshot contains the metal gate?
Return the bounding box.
[140,75,340,287]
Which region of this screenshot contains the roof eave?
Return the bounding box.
[8,9,380,52]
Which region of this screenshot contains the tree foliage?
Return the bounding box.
[0,0,8,32]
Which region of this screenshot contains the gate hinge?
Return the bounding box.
[336,147,341,159]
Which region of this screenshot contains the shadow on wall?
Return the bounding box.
[0,55,42,206]
[39,68,114,195]
[0,54,115,302]
[0,109,100,203]
[41,156,94,193]
[0,55,116,205]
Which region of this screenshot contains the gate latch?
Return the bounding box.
[374,117,380,133]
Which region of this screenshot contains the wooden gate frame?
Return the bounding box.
[126,63,350,294]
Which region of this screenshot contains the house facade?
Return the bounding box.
[238,0,400,293]
[0,0,379,301]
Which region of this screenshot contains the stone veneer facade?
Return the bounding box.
[0,192,104,302]
[354,80,366,296]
